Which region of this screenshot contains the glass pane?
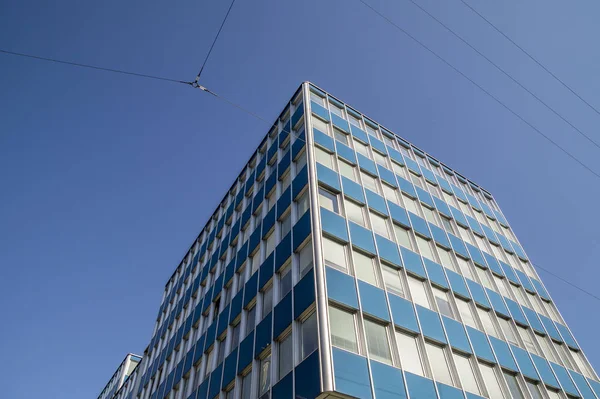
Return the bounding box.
[454,355,480,394]
[433,289,454,318]
[382,265,405,297]
[329,307,358,352]
[371,213,390,238]
[323,237,347,271]
[526,382,543,399]
[315,147,333,168]
[346,200,365,226]
[299,242,313,277]
[456,299,476,328]
[396,332,425,376]
[408,277,431,309]
[278,334,293,379]
[364,320,392,364]
[426,343,454,386]
[416,236,435,260]
[353,251,378,286]
[319,188,338,213]
[437,248,456,271]
[383,184,399,204]
[478,308,499,338]
[241,371,253,399]
[499,318,518,346]
[259,356,271,395]
[403,196,419,215]
[480,363,505,399]
[301,312,318,359]
[394,225,413,250]
[504,373,525,399]
[339,161,356,181]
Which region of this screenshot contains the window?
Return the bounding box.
[353,251,379,286]
[225,387,236,399]
[354,140,370,158]
[245,306,256,336]
[262,285,273,318]
[416,236,434,260]
[361,172,380,193]
[556,343,574,370]
[476,267,493,290]
[396,332,426,376]
[267,190,276,211]
[456,256,474,279]
[383,135,395,148]
[241,370,253,399]
[437,248,456,271]
[426,343,454,386]
[333,129,348,144]
[278,334,293,379]
[536,334,557,363]
[345,200,366,226]
[392,162,407,178]
[295,152,307,171]
[280,213,291,238]
[410,173,424,188]
[204,348,214,376]
[258,355,271,398]
[394,225,413,250]
[364,320,392,364]
[498,317,518,345]
[526,381,543,399]
[371,212,390,238]
[383,184,400,204]
[279,265,292,298]
[572,349,594,378]
[456,299,476,328]
[373,151,388,167]
[338,160,357,181]
[230,322,241,350]
[281,172,291,192]
[403,195,419,215]
[298,242,313,277]
[319,188,339,213]
[315,147,333,168]
[493,275,510,298]
[408,277,431,309]
[459,226,473,245]
[310,92,325,106]
[480,363,505,399]
[454,354,480,394]
[312,115,329,135]
[518,326,537,354]
[433,288,454,318]
[301,312,318,359]
[504,372,525,399]
[422,207,438,225]
[443,191,457,207]
[329,306,358,352]
[296,191,309,217]
[323,237,348,272]
[265,232,276,257]
[382,265,405,297]
[330,104,344,117]
[348,114,362,128]
[366,124,379,138]
[478,308,499,337]
[441,217,455,234]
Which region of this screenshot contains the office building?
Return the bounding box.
[98,353,142,399]
[106,82,600,399]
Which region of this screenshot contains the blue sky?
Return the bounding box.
[2,0,600,397]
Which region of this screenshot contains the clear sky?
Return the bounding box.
[2,0,600,397]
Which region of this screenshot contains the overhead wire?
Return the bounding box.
[404,0,600,151]
[458,0,600,119]
[355,0,600,180]
[193,0,238,85]
[2,47,600,303]
[0,49,193,85]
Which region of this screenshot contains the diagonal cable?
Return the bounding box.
[0,49,192,85]
[404,0,600,150]
[193,0,238,84]
[459,0,600,119]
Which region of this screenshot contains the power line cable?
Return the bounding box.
[3,46,600,303]
[458,0,600,119]
[404,0,600,151]
[193,0,238,85]
[0,49,193,85]
[356,0,600,180]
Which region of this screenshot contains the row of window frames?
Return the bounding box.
[329,304,580,399]
[146,238,316,375]
[146,310,319,399]
[319,167,537,287]
[318,188,551,321]
[310,106,498,212]
[161,130,308,300]
[154,187,311,333]
[320,237,586,376]
[315,143,517,245]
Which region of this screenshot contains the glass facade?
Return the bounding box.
[102,83,600,399]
